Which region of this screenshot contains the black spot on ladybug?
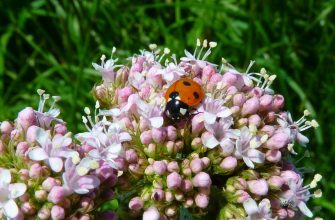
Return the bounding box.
[193,92,200,99]
[183,81,191,86]
[169,91,179,99]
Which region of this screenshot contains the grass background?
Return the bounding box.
[0,0,334,218]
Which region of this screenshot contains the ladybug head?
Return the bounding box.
[165,98,190,120]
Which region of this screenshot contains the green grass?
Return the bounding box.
[1,0,334,218]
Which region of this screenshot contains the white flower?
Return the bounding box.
[243,198,273,220]
[0,169,27,219]
[92,53,123,84]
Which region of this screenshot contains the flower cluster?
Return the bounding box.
[0,39,322,219]
[0,92,117,220]
[88,39,322,219]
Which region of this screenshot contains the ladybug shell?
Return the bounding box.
[164,78,204,107]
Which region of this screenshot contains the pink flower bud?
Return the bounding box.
[35,190,48,201]
[247,179,269,196]
[276,208,288,219]
[125,149,138,163]
[259,94,273,111]
[144,165,155,175]
[222,72,238,86]
[166,126,177,141]
[21,202,35,215]
[191,113,204,134]
[80,197,94,211]
[48,186,66,204]
[266,132,290,149]
[143,206,160,220]
[26,125,39,144]
[42,177,58,191]
[78,215,90,220]
[140,130,152,145]
[151,128,166,143]
[190,158,204,174]
[117,86,133,104]
[113,157,128,171]
[235,190,251,203]
[139,86,151,99]
[0,121,13,134]
[139,118,150,132]
[167,161,179,173]
[233,93,246,107]
[153,161,167,175]
[227,86,238,96]
[287,209,295,218]
[181,179,193,193]
[167,172,182,189]
[165,191,174,202]
[241,97,260,116]
[184,197,194,208]
[272,95,284,112]
[129,197,143,211]
[202,65,216,83]
[95,84,106,100]
[130,63,142,73]
[51,205,65,220]
[54,124,67,135]
[165,205,178,217]
[280,170,300,184]
[195,193,209,208]
[192,172,212,188]
[266,150,282,163]
[267,176,284,189]
[10,129,21,140]
[201,157,210,168]
[29,163,42,178]
[17,107,36,130]
[38,207,50,219]
[260,125,275,136]
[152,189,165,201]
[129,164,142,175]
[220,156,237,172]
[16,141,29,157]
[248,114,261,127]
[191,137,202,150]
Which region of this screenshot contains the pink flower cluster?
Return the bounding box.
[0,93,117,220]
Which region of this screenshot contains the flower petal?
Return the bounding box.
[4,199,19,218]
[0,169,11,186]
[247,149,265,164]
[243,156,255,169]
[9,183,27,199]
[217,109,231,118]
[202,134,220,149]
[298,201,313,218]
[48,157,64,172]
[149,117,164,128]
[36,128,50,147]
[243,198,258,215]
[204,112,217,124]
[28,148,49,161]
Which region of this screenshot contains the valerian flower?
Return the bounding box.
[243,198,273,220]
[136,99,164,128]
[28,128,78,172]
[162,62,186,84]
[0,169,27,219]
[62,158,100,195]
[197,96,232,125]
[234,126,265,168]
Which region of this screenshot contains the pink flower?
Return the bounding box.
[198,96,231,125]
[0,121,13,134]
[136,99,164,128]
[243,198,272,220]
[17,107,36,130]
[195,193,209,208]
[190,158,204,174]
[50,205,65,220]
[48,186,67,204]
[266,130,290,149]
[143,206,160,220]
[241,97,260,116]
[220,156,237,171]
[192,172,212,188]
[153,161,167,175]
[166,172,182,189]
[247,179,269,196]
[129,197,143,211]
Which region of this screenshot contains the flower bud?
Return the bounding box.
[26,125,39,144]
[190,158,204,174]
[10,129,21,140]
[145,165,155,176]
[117,86,132,104]
[153,161,167,175]
[165,205,178,217]
[167,161,179,173]
[222,72,238,86]
[272,95,284,112]
[0,121,13,134]
[18,169,28,182]
[129,164,142,175]
[191,113,204,134]
[165,125,177,141]
[35,190,48,201]
[191,137,202,150]
[202,65,216,83]
[267,176,284,189]
[276,208,288,219]
[125,149,138,163]
[139,118,150,132]
[16,142,29,157]
[260,125,275,136]
[21,202,36,215]
[259,94,273,111]
[151,128,166,143]
[235,190,250,203]
[241,97,260,116]
[113,157,128,171]
[165,191,174,202]
[248,114,261,127]
[80,197,94,212]
[143,206,160,220]
[195,193,209,208]
[129,197,143,211]
[241,170,259,180]
[233,93,246,107]
[95,85,106,100]
[201,157,210,168]
[48,186,66,204]
[54,124,67,135]
[51,205,65,220]
[247,179,269,196]
[42,177,58,191]
[266,131,290,149]
[280,170,300,184]
[167,172,182,189]
[17,107,36,130]
[181,179,193,193]
[192,172,212,188]
[140,130,152,145]
[38,207,50,220]
[266,149,282,163]
[152,188,165,201]
[184,197,194,208]
[29,163,43,178]
[220,156,237,172]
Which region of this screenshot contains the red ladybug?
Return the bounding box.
[164,78,204,120]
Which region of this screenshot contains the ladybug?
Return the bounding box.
[164,78,204,120]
